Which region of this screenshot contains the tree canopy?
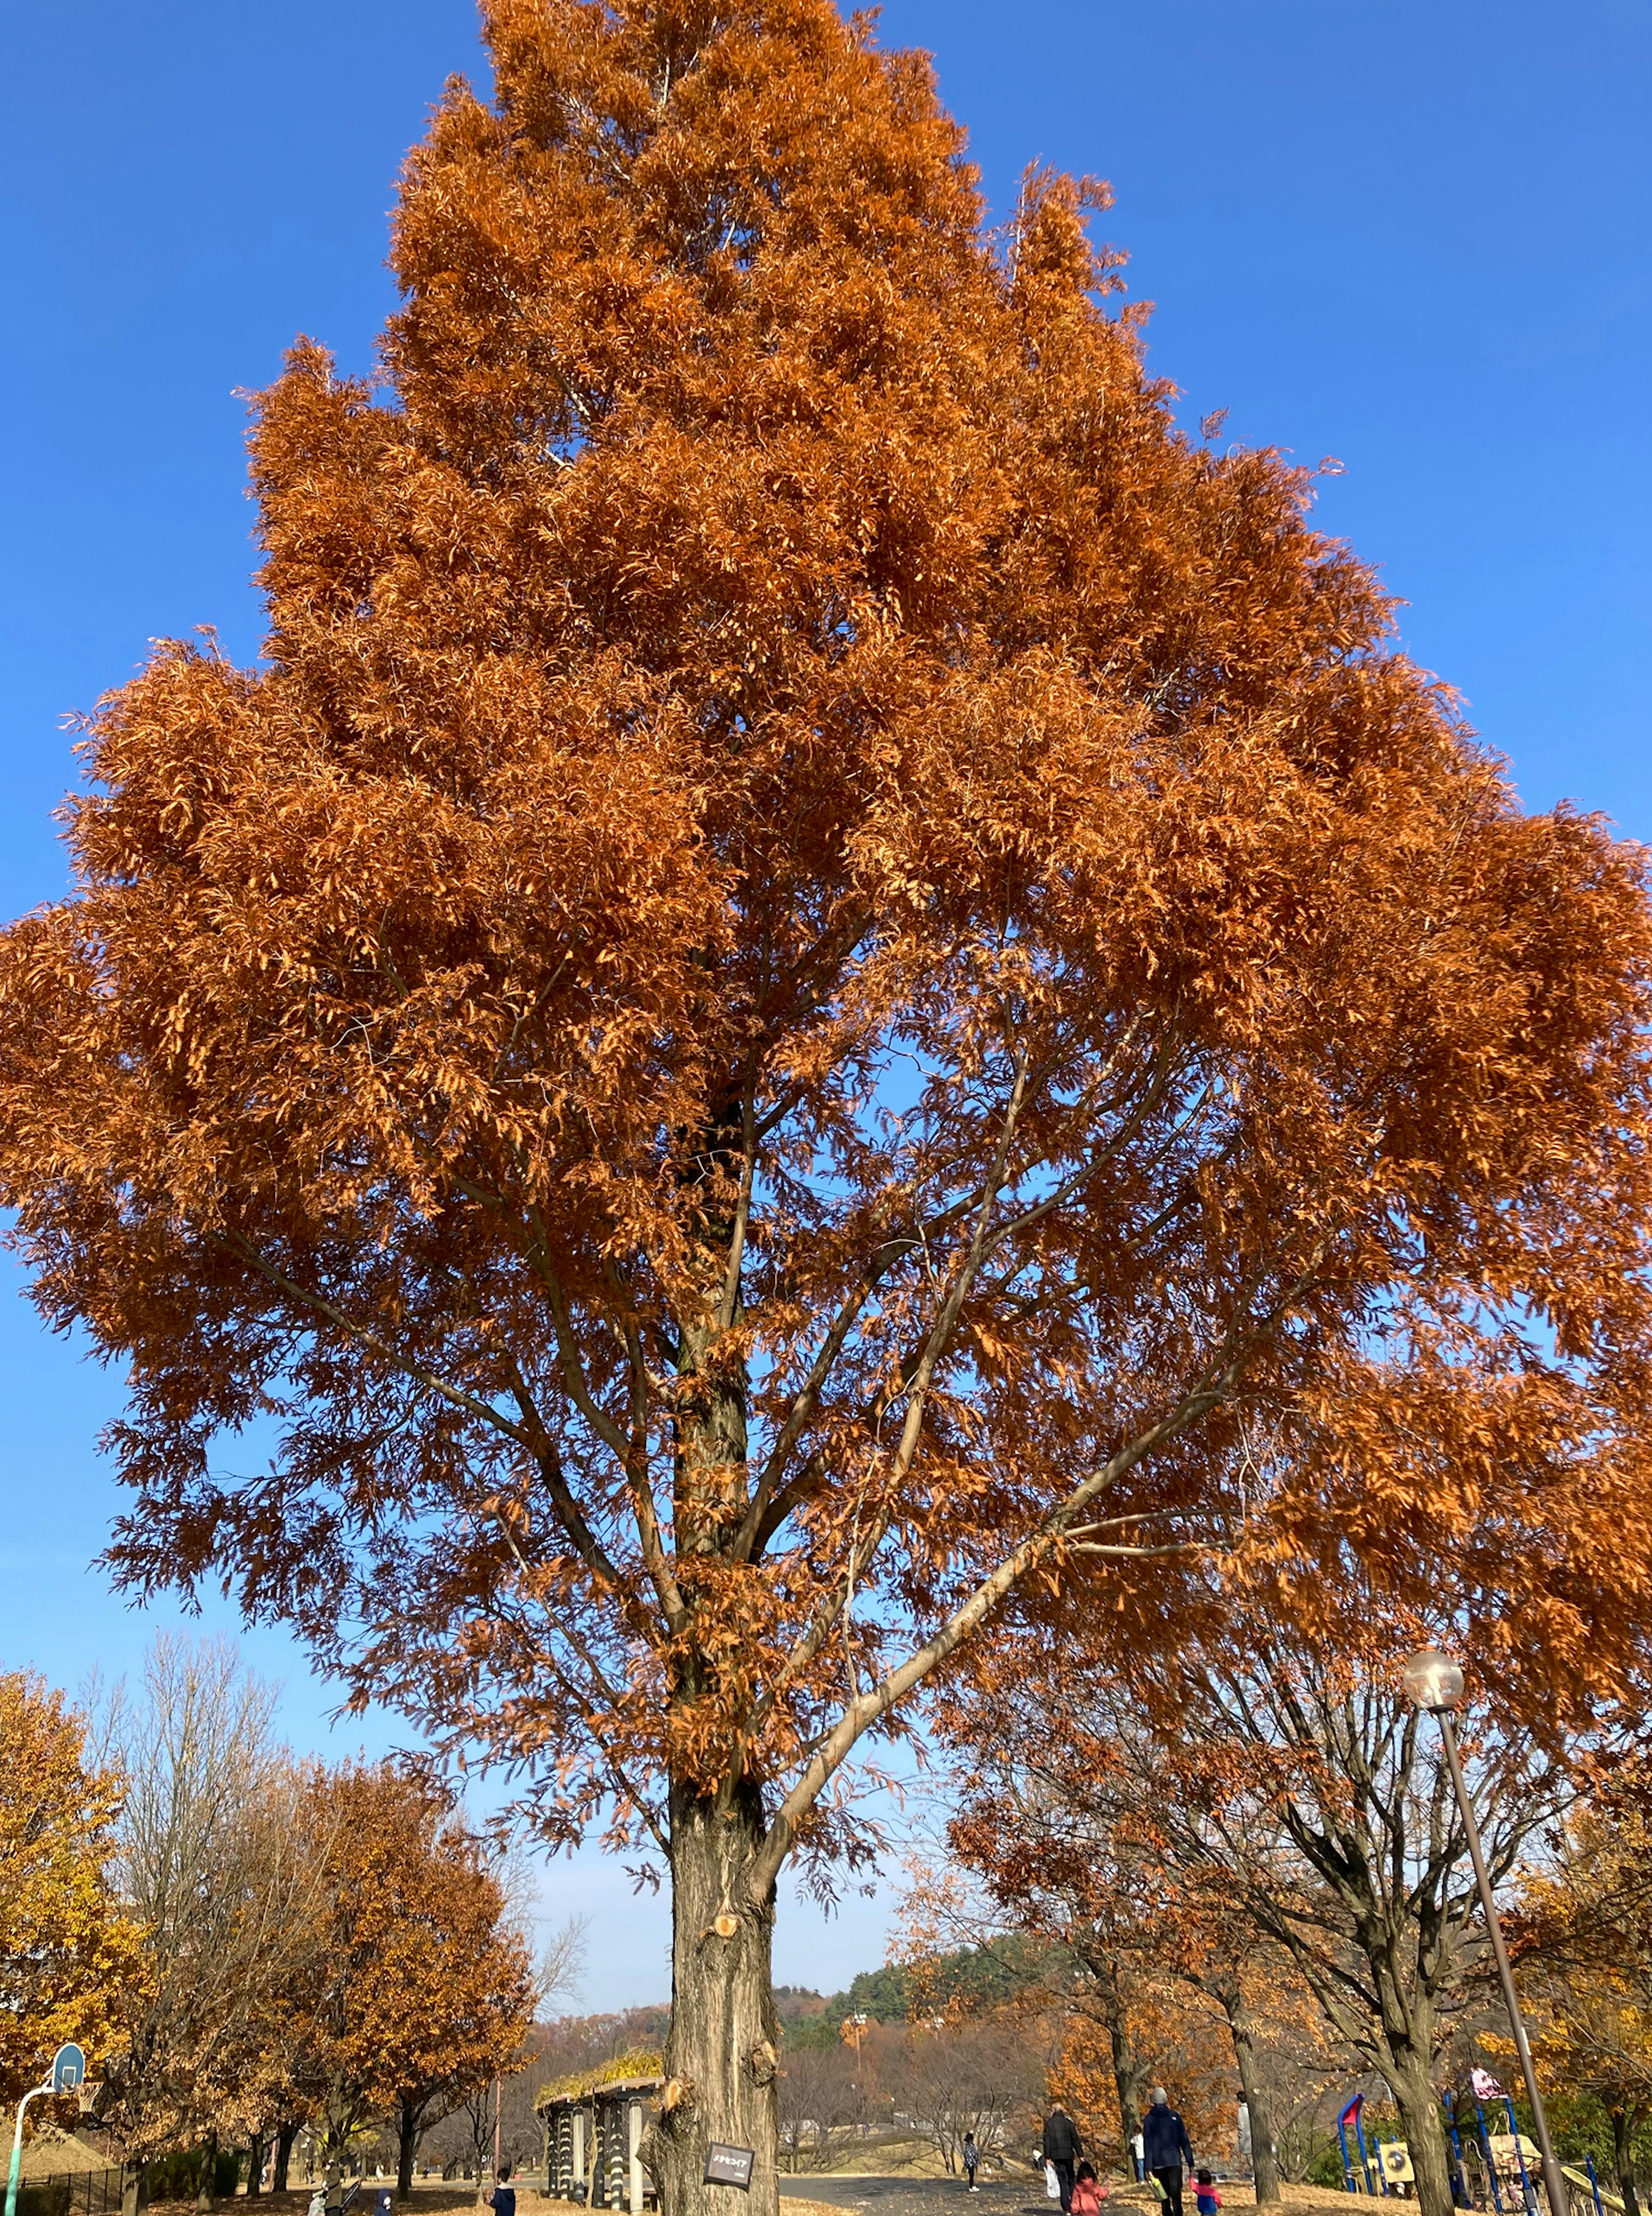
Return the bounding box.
[0,1673,143,2109]
[287,1764,535,2192]
[2,2,1651,2209]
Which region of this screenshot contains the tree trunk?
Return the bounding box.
[1387,2057,1455,2216]
[1218,1989,1280,2206]
[1611,2109,1641,2216]
[247,2137,265,2199]
[274,2128,297,2196]
[648,1777,779,2216]
[474,2092,495,2209]
[121,2169,149,2216]
[398,2100,420,2201]
[1081,1940,1145,2167]
[197,2134,219,2215]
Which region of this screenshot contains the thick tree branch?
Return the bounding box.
[745,1363,1236,1903]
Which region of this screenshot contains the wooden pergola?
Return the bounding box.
[536,2069,662,2214]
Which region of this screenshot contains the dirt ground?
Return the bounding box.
[776,2179,1359,2216]
[148,2193,570,2216]
[140,2173,1358,2216]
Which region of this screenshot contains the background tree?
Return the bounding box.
[472,1916,592,2180]
[537,1915,591,2026]
[96,1638,315,2216]
[899,2019,1043,2177]
[4,5,1652,2215]
[1050,1980,1234,2172]
[938,1685,1313,2196]
[1514,1772,1652,2216]
[0,1672,143,2110]
[940,1597,1594,2216]
[923,1781,1156,2165]
[1222,1991,1346,2188]
[776,2043,858,2174]
[285,1764,534,2197]
[193,1764,328,2204]
[1147,1640,1572,2216]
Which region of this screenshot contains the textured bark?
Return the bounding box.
[274,2129,296,2197]
[1218,1991,1280,2206]
[649,1780,780,2216]
[1387,2056,1454,2216]
[121,2169,149,2216]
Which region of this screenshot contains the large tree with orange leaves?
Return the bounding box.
[3,4,1652,2212]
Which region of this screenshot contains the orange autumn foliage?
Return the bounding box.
[1052,1984,1235,2172]
[2,2,1652,2209]
[287,1766,534,2179]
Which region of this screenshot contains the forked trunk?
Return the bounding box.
[1387,2057,1454,2216]
[649,1778,780,2216]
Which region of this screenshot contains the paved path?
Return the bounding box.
[781,2178,1052,2216]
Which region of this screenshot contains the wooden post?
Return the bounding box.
[627,2104,643,2216]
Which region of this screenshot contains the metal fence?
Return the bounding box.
[21,2170,124,2216]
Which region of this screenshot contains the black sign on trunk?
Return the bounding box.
[702,2146,755,2191]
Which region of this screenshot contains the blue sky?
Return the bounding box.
[1,0,1646,2005]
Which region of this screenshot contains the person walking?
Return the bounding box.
[1143,2088,1194,2216]
[1042,2101,1083,2215]
[963,2134,981,2192]
[1071,2162,1109,2216]
[487,2163,516,2216]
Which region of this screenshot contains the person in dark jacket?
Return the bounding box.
[1143,2087,1195,2216]
[1042,2102,1083,2214]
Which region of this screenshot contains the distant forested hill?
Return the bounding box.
[780,1936,1050,2049]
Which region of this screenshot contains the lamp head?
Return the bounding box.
[1402,1647,1465,1713]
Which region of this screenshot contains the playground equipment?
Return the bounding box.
[1565,2164,1619,2216]
[1334,2089,1609,2216]
[1378,2146,1417,2189]
[1337,2096,1377,2195]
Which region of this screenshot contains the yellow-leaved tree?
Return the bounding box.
[0,1672,145,2107]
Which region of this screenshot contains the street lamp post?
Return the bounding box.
[1401,1649,1572,2216]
